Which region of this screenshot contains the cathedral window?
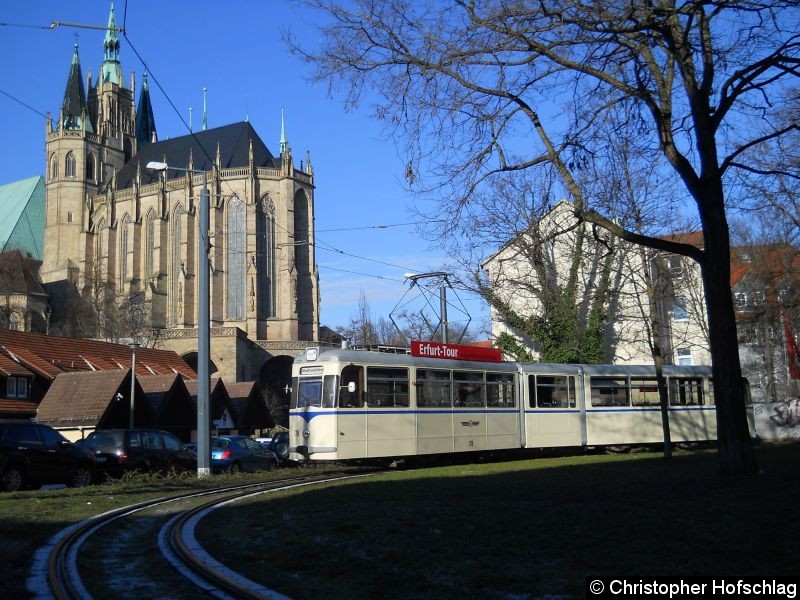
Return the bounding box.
[65,152,76,178]
[226,196,246,319]
[49,154,58,180]
[120,215,130,288]
[86,153,95,181]
[171,204,184,326]
[146,210,155,279]
[257,194,276,318]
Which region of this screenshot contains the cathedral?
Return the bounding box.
[41,5,319,386]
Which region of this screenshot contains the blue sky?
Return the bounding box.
[0,1,489,334]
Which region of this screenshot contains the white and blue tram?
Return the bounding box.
[289,346,741,462]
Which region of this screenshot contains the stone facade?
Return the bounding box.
[39,5,319,401]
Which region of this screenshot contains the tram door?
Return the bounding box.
[337,365,367,458]
[526,374,582,447]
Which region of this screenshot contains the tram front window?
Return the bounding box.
[294,377,323,408]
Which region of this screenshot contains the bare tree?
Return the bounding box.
[290,0,800,474]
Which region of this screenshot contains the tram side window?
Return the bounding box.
[486,373,516,407]
[590,377,630,407]
[322,375,338,408]
[668,377,704,406]
[533,375,576,408]
[366,367,410,407]
[630,378,661,406]
[417,369,452,407]
[453,371,485,407]
[340,365,364,408]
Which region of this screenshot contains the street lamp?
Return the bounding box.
[129,342,139,428]
[146,160,211,477]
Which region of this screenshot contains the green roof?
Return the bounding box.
[0,176,45,260]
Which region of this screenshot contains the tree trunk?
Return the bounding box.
[699,188,758,475]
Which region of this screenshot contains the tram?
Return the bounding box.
[288,342,743,462]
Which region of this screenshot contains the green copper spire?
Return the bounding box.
[101,2,123,86]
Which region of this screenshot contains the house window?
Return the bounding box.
[673,298,689,321]
[226,196,246,319]
[6,377,29,399]
[735,292,747,308]
[752,290,765,305]
[676,348,693,366]
[65,151,76,178]
[666,255,683,278]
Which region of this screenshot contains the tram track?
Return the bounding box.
[31,470,377,600]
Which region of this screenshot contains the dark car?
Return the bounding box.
[266,431,290,464]
[83,429,196,479]
[0,420,96,492]
[211,435,278,473]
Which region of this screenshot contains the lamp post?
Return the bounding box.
[129,342,139,428]
[146,161,211,477]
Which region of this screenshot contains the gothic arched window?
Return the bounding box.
[257,193,276,318]
[120,214,130,289]
[145,210,155,280]
[171,204,185,326]
[226,196,246,319]
[49,154,58,181]
[65,152,76,178]
[86,153,95,181]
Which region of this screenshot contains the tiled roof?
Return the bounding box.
[0,352,34,377]
[730,243,800,289]
[658,231,705,248]
[0,329,195,380]
[37,370,128,425]
[225,381,256,399]
[0,399,37,418]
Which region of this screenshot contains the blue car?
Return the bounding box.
[210,435,278,474]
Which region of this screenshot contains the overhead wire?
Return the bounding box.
[117,2,444,292]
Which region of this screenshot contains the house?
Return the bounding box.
[36,369,151,441]
[483,202,800,402]
[226,381,274,436]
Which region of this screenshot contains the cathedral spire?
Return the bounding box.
[279,107,288,155]
[135,71,157,147]
[61,43,91,131]
[101,2,123,85]
[202,87,208,131]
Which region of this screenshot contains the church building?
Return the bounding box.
[40,5,319,390]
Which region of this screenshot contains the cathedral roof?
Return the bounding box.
[117,121,278,189]
[135,72,157,148]
[0,176,45,261]
[61,44,92,132]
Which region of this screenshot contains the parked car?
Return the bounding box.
[0,420,96,492]
[211,435,278,473]
[82,429,196,479]
[265,431,290,464]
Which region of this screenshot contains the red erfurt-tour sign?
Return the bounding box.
[410,340,502,362]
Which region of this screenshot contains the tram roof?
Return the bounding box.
[295,348,519,372]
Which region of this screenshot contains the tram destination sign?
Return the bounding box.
[411,340,502,363]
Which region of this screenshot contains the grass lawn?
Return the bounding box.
[199,444,800,600]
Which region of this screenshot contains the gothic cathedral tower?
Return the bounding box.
[42,4,139,287]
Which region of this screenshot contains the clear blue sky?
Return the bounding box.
[0,1,488,335]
